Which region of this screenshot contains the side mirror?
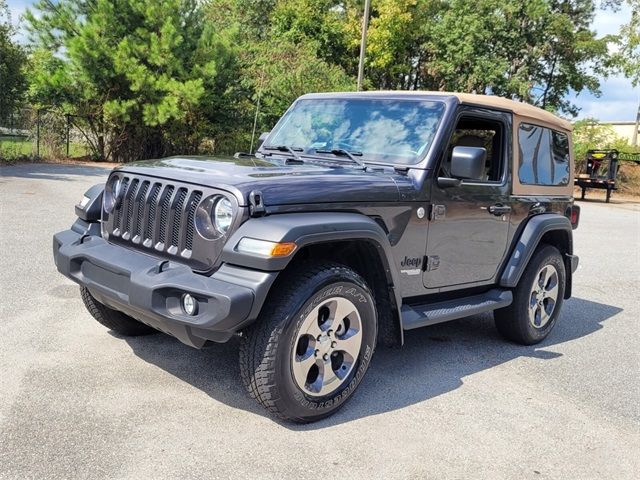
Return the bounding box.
[450,146,486,180]
[257,131,270,150]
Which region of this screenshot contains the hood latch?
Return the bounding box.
[249,190,266,217]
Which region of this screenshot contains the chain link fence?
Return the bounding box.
[0,108,93,162]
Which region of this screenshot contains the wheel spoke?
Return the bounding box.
[545,281,559,301]
[301,305,324,338]
[539,306,550,326]
[544,298,556,318]
[318,359,339,396]
[292,348,318,390]
[335,331,362,358]
[328,298,356,332]
[546,269,555,290]
[533,304,542,326]
[529,301,538,323]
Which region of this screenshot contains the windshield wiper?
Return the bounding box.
[314,148,366,169]
[262,144,304,163]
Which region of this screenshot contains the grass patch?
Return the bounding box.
[0,135,90,163]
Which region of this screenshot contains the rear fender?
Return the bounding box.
[500,214,574,298]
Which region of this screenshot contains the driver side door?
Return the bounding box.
[423,108,512,290]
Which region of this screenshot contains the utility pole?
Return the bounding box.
[633,101,639,147]
[356,0,371,91]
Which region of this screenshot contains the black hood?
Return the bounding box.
[115,155,413,206]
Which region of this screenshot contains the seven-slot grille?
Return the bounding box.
[106,175,203,258]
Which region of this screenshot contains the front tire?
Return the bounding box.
[495,244,566,345]
[239,262,377,423]
[80,286,156,336]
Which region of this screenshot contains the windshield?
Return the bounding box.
[264,98,445,165]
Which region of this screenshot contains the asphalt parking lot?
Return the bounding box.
[1,162,639,479]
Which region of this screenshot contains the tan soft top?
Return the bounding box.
[441,92,572,132]
[303,90,572,132]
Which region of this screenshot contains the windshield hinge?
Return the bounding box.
[249,190,266,217]
[393,166,410,175]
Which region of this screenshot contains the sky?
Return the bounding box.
[5,0,638,121]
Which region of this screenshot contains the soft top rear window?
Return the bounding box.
[518,123,570,186]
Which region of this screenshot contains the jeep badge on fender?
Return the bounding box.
[53,91,580,423]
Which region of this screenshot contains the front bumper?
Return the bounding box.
[53,227,277,348]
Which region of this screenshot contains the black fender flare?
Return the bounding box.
[75,183,104,222]
[221,212,402,309]
[499,214,574,295]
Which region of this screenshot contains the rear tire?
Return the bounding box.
[239,261,377,423]
[80,286,156,336]
[495,244,565,345]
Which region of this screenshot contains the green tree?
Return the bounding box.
[609,0,640,86]
[25,0,231,161]
[364,0,434,89]
[240,0,613,115]
[0,0,28,117]
[206,0,356,141]
[247,38,354,129]
[572,118,639,170]
[416,0,609,115]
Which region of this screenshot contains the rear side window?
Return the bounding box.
[518,124,570,186]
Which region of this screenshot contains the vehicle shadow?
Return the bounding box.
[0,162,111,182]
[123,297,622,430]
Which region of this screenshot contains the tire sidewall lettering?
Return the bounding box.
[286,280,376,415]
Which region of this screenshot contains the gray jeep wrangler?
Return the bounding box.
[53,92,580,422]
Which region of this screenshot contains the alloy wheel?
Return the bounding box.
[291,296,363,397]
[528,264,559,328]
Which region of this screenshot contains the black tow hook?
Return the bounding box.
[156,260,170,274]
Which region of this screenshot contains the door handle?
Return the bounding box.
[487,204,511,216]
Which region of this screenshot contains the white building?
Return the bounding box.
[601,120,639,147]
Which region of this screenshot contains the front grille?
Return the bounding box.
[106,176,202,259]
[185,191,202,250]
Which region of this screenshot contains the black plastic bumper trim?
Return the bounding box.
[53,229,277,348]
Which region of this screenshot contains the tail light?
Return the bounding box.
[566,205,580,230]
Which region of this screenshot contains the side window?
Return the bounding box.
[518,124,570,186]
[440,116,504,182]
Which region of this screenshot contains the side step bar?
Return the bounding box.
[401,289,512,330]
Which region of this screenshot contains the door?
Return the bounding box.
[423,109,511,289]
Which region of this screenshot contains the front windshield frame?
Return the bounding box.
[260,97,447,166]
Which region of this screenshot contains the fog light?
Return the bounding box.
[182,294,198,316]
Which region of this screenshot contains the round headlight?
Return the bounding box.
[195,195,234,239]
[103,176,122,213]
[214,197,233,234]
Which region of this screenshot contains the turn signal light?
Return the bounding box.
[236,238,297,257]
[270,242,297,257]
